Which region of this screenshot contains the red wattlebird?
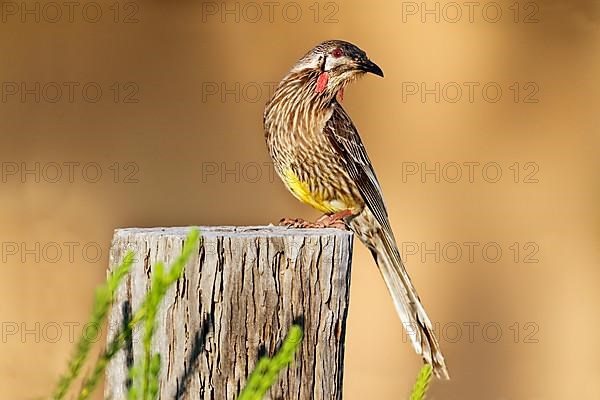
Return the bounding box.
[264,40,449,379]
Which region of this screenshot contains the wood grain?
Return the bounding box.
[104,226,354,400]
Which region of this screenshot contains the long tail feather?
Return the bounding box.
[349,208,450,379]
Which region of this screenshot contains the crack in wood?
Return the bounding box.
[104,226,353,400]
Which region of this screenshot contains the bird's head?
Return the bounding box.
[290,40,383,99]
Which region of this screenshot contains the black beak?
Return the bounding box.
[357,58,384,77]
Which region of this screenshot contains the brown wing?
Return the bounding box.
[324,103,394,236]
[325,102,450,378]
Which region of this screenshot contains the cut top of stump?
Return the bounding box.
[106,225,354,400]
[112,225,354,240]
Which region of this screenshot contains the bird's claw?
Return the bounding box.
[278,210,353,230]
[278,217,323,229]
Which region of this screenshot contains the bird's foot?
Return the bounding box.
[279,210,353,230]
[314,210,354,229]
[278,217,322,229]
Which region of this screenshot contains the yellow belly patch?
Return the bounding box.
[283,169,351,214]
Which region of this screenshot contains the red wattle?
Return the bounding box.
[315,72,329,93]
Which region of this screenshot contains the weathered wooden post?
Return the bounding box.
[104,226,353,400]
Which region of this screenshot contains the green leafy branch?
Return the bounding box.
[238,325,304,400]
[410,364,433,400]
[53,251,134,400]
[128,230,200,400]
[52,229,200,400]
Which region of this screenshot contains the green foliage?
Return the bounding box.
[52,229,200,400]
[53,251,134,400]
[129,229,200,400]
[238,325,304,400]
[77,322,133,400]
[410,364,433,400]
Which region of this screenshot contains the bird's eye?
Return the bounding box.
[331,49,343,58]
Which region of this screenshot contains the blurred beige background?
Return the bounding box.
[0,0,599,399]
